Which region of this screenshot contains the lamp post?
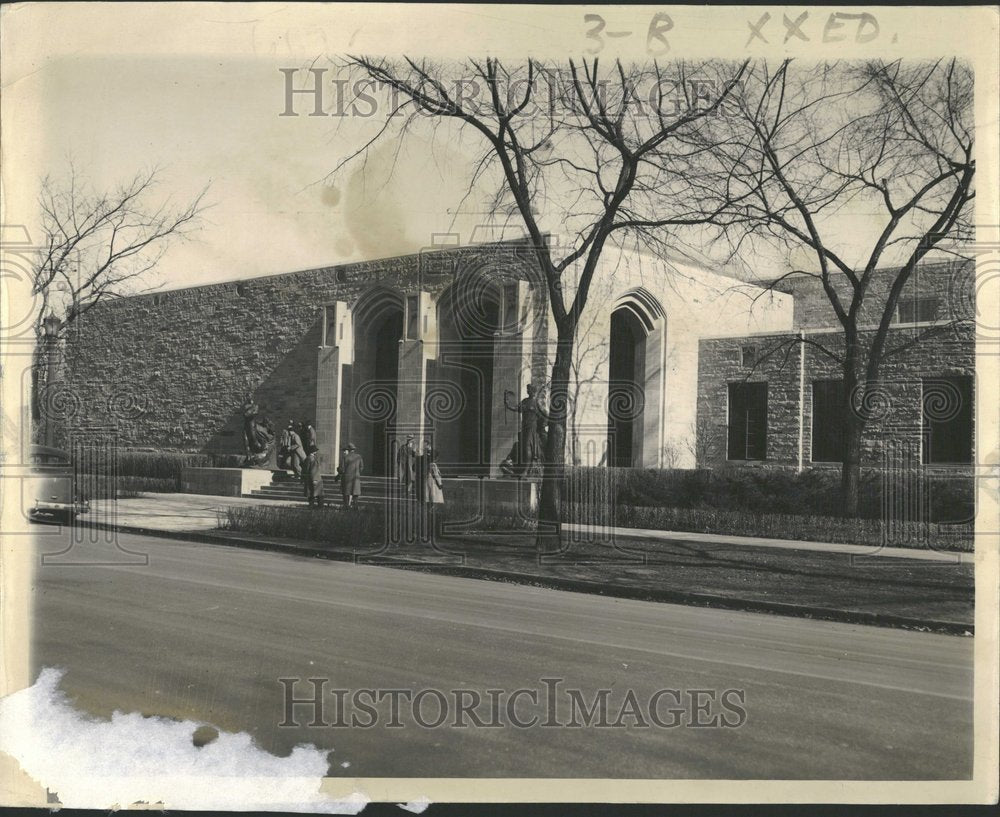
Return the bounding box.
[41,312,62,447]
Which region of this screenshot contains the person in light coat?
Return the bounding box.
[426,449,445,540]
[279,421,304,478]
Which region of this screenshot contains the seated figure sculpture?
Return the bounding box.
[240,394,275,467]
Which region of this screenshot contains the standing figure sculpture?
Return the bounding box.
[502,383,546,477]
[240,394,275,467]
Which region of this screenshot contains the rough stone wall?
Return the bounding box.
[58,239,546,456]
[772,258,973,329]
[696,322,975,469]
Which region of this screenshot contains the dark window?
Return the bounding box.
[741,345,758,368]
[728,382,767,460]
[923,376,973,464]
[406,295,419,339]
[897,296,939,323]
[811,380,845,462]
[324,305,337,346]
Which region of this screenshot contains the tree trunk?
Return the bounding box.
[841,414,863,517]
[840,353,865,518]
[536,329,574,551]
[30,345,43,443]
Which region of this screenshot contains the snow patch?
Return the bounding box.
[0,668,368,812]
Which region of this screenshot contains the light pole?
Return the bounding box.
[41,312,62,447]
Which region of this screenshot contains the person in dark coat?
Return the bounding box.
[338,443,364,508]
[395,435,417,497]
[302,450,324,507]
[301,422,318,455]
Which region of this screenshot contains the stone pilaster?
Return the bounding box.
[315,302,353,471]
[394,292,437,446]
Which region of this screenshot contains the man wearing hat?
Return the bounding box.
[302,448,325,508]
[395,435,417,497]
[337,443,364,508]
[301,421,318,456]
[279,420,305,478]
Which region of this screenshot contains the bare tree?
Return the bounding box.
[334,57,748,544]
[687,416,725,468]
[33,165,209,337]
[30,165,209,438]
[684,59,974,515]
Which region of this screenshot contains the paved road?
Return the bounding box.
[31,529,973,779]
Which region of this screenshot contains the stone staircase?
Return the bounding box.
[245,471,539,514]
[244,472,394,505]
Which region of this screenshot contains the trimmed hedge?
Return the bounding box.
[564,465,974,524]
[224,504,386,547]
[72,450,247,494]
[222,499,972,552]
[222,500,535,546]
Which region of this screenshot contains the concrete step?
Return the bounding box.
[245,473,397,502]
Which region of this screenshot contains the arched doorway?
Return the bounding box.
[607,290,665,468]
[351,289,404,476]
[434,277,503,475]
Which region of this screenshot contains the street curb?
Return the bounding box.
[73,520,974,637]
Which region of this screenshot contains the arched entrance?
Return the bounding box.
[434,277,504,475]
[351,289,404,476]
[607,289,665,468]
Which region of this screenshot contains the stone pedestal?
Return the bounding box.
[180,467,275,497]
[442,477,538,515]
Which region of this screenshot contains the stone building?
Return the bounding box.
[57,236,793,476]
[695,257,976,472]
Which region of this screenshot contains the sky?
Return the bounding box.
[2,4,996,302]
[28,54,491,291]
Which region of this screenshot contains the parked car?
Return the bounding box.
[26,444,90,524]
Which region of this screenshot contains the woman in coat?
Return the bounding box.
[425,449,445,539]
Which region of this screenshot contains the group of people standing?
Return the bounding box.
[277,423,443,516]
[395,435,446,539]
[277,420,360,509]
[274,383,543,520]
[395,435,445,505]
[277,420,326,507]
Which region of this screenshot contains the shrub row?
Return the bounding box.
[224,505,386,547]
[72,450,246,493]
[564,465,974,524]
[223,500,972,552]
[223,500,537,547]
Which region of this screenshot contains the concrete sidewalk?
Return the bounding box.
[86,493,972,563]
